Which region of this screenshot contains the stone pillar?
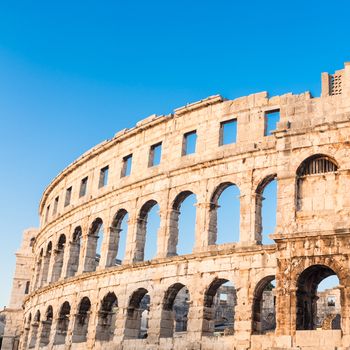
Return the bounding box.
[102,227,121,268]
[123,217,139,264]
[239,182,253,244]
[81,235,99,272]
[233,270,252,349]
[157,208,178,258]
[146,291,163,344]
[39,252,51,286]
[46,250,56,284]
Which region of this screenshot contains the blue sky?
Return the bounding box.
[0,0,348,306]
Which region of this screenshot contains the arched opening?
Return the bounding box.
[96,292,118,342]
[124,288,150,339]
[160,283,190,338]
[170,191,197,255]
[51,234,66,282]
[66,226,82,277]
[255,176,277,245]
[111,209,129,264]
[28,310,40,348]
[135,200,160,262]
[54,301,70,345]
[202,279,236,336]
[252,276,276,334]
[39,306,53,347]
[296,264,341,330]
[40,242,52,286]
[30,237,35,247]
[296,155,338,212]
[72,297,91,343]
[209,183,240,245]
[84,218,103,272]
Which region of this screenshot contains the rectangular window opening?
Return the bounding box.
[64,187,72,207]
[182,130,197,156]
[53,196,59,215]
[264,109,280,136]
[99,166,109,188]
[79,176,88,197]
[121,154,132,177]
[45,205,50,223]
[149,142,162,167]
[220,119,237,145]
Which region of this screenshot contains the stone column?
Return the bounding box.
[46,250,56,284]
[157,208,178,258]
[101,227,121,268]
[239,182,254,244]
[123,216,139,264]
[81,235,99,272]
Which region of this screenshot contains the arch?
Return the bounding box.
[202,278,236,336]
[28,311,41,348]
[124,288,150,339]
[111,209,129,264]
[39,305,53,346]
[160,283,190,338]
[296,264,341,330]
[54,301,71,345]
[66,226,82,277]
[252,275,276,334]
[51,234,66,282]
[40,242,52,286]
[296,155,339,212]
[84,218,104,272]
[72,297,92,343]
[255,175,277,245]
[169,191,197,256]
[208,182,240,245]
[296,154,338,177]
[96,292,118,341]
[135,200,160,262]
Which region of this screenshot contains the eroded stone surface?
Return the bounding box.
[3,63,350,350]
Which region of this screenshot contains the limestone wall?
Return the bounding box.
[5,63,350,350]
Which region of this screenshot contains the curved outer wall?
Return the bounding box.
[6,63,350,350]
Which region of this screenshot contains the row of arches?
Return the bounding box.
[33,178,277,289]
[24,263,342,349]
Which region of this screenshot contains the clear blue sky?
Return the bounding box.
[0,0,348,307]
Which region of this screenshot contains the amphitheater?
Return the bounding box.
[2,63,350,350]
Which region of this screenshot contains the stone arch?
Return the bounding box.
[255,175,277,244]
[160,283,190,338]
[124,288,150,339]
[135,200,160,262]
[28,310,40,348]
[84,218,103,272]
[252,275,276,334]
[54,301,71,345]
[296,154,339,177]
[40,241,52,286]
[296,154,339,212]
[66,226,82,277]
[51,234,66,282]
[202,278,236,336]
[72,297,92,343]
[96,292,118,341]
[110,209,129,264]
[295,264,342,330]
[208,182,240,245]
[39,305,53,346]
[169,190,197,255]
